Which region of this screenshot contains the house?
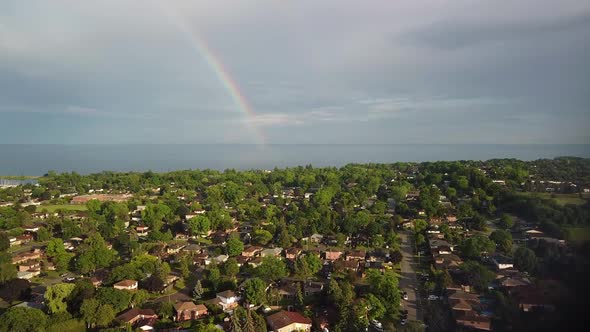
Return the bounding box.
[182,244,202,254]
[17,270,41,280]
[324,250,343,261]
[174,301,208,322]
[18,261,40,272]
[12,251,42,264]
[509,283,559,312]
[9,237,21,247]
[435,245,453,255]
[16,234,33,244]
[525,229,545,239]
[235,255,250,266]
[213,255,229,264]
[302,233,323,244]
[454,310,491,331]
[136,225,150,236]
[116,308,158,327]
[340,260,360,273]
[90,276,103,288]
[303,281,324,296]
[166,243,186,254]
[266,310,312,332]
[346,249,366,261]
[491,255,514,270]
[260,247,283,257]
[113,279,138,290]
[285,248,302,260]
[249,256,263,268]
[241,246,263,257]
[193,252,210,266]
[212,290,240,311]
[433,254,463,271]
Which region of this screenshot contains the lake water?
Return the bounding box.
[0,144,588,175]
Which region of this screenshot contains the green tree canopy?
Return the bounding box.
[490,230,513,254]
[0,307,48,332]
[45,283,76,314]
[242,277,267,305]
[514,247,537,273]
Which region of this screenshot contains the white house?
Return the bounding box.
[214,290,240,311]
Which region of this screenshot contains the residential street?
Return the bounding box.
[399,230,423,323]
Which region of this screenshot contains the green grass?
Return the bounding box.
[564,227,590,243]
[521,192,588,206]
[36,204,88,213]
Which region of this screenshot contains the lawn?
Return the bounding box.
[564,227,590,243]
[521,192,588,206]
[36,204,88,213]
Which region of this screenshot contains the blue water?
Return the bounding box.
[0,144,588,175]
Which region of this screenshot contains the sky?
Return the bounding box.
[1,0,589,144]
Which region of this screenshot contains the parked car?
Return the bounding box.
[403,293,409,300]
[370,319,383,330]
[428,295,439,301]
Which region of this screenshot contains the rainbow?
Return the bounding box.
[156,2,266,144]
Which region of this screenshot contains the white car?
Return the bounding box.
[370,320,383,329]
[403,293,409,300]
[428,295,439,300]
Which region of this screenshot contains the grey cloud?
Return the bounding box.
[403,10,590,50]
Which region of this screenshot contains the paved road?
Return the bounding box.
[398,231,422,322]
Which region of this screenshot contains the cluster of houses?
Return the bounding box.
[422,217,570,331]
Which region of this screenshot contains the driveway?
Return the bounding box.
[398,231,423,322]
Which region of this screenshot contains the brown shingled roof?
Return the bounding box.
[267,310,312,330]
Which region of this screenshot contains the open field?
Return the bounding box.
[521,192,589,206]
[564,227,590,243]
[36,204,88,212]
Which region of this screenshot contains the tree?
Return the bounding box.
[514,247,537,273]
[227,237,244,257]
[460,234,495,259]
[188,215,211,235]
[490,230,513,254]
[45,283,76,314]
[80,298,100,328]
[207,265,221,291]
[66,279,95,315]
[366,270,400,319]
[498,214,514,229]
[142,275,165,292]
[76,233,115,274]
[242,277,267,305]
[141,203,172,232]
[96,287,132,313]
[0,307,48,332]
[46,238,72,271]
[36,227,51,242]
[303,254,322,275]
[252,310,268,332]
[390,250,403,264]
[0,278,31,302]
[253,229,273,246]
[0,232,10,251]
[159,301,174,320]
[95,304,115,327]
[255,256,287,281]
[131,289,150,308]
[365,294,385,320]
[460,261,495,292]
[0,252,17,284]
[223,258,240,278]
[193,280,204,300]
